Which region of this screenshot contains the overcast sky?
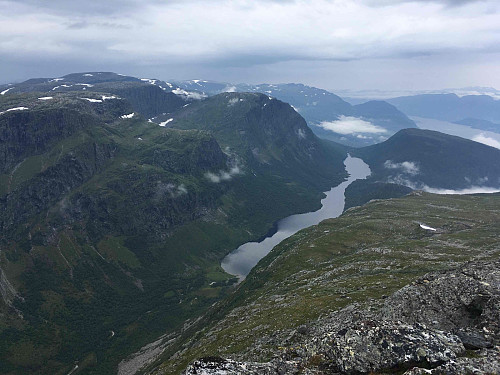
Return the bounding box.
[1,0,499,91]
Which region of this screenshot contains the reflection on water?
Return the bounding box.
[221,155,371,279]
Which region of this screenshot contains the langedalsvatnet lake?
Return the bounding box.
[221,155,371,279]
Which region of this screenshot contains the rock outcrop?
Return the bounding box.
[184,260,500,374]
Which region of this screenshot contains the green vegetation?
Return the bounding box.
[344,180,412,210]
[0,83,346,374]
[354,128,500,189]
[149,192,500,374]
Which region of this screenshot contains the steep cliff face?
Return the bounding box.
[0,94,132,173]
[94,83,186,118]
[1,141,116,233]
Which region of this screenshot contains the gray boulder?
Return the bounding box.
[184,260,500,374]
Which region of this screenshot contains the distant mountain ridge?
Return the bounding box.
[0,72,199,119]
[337,86,500,101]
[1,75,418,147]
[387,93,500,124]
[453,118,500,133]
[173,80,417,147]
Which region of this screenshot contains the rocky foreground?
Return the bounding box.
[184,260,500,374]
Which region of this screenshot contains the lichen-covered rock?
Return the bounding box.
[403,349,500,375]
[182,260,500,375]
[184,357,300,375]
[381,260,500,348]
[315,319,463,374]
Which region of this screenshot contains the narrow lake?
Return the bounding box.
[221,155,371,279]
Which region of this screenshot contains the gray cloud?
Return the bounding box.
[66,21,131,30]
[365,0,487,6]
[5,0,149,16]
[0,0,499,89]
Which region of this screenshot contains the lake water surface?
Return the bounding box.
[221,155,371,279]
[412,116,500,148]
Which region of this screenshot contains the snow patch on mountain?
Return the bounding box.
[141,78,158,85]
[159,118,174,126]
[102,95,120,101]
[52,84,72,91]
[0,107,29,115]
[420,224,436,231]
[1,87,14,95]
[80,98,102,103]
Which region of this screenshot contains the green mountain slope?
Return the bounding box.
[0,81,347,374]
[0,92,232,375]
[174,81,417,147]
[354,128,500,190]
[169,92,347,190]
[146,192,500,374]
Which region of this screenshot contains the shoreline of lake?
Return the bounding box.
[221,155,371,279]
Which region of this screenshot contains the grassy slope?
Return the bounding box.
[343,180,413,211]
[150,192,500,374]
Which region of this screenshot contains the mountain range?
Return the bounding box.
[386,93,500,134]
[173,81,417,147]
[0,73,346,375]
[0,72,499,375]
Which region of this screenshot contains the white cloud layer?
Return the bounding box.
[472,133,500,149]
[205,165,242,183]
[319,116,387,135]
[424,186,500,194]
[1,0,500,89]
[384,160,420,175]
[387,175,500,195]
